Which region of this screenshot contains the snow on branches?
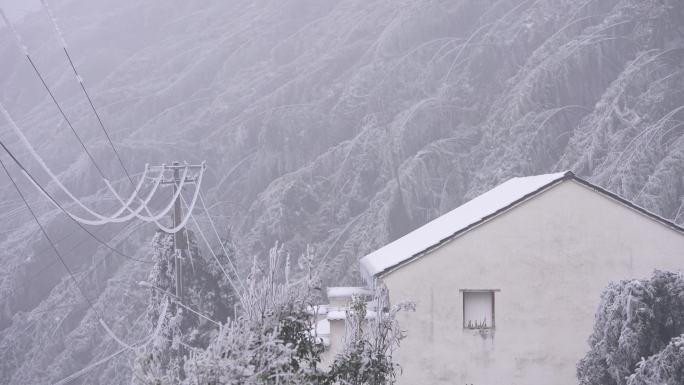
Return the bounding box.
[577,270,684,385]
[133,237,411,385]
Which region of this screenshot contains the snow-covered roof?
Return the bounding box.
[327,287,373,298]
[326,310,347,321]
[359,170,684,279]
[327,309,377,321]
[360,171,571,278]
[306,305,328,315]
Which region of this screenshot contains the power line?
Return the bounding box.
[1,148,170,385]
[1,14,205,232]
[24,173,154,269]
[0,137,154,264]
[53,300,170,385]
[107,163,207,234]
[40,0,134,185]
[27,221,150,285]
[0,89,145,224]
[0,154,97,309]
[175,192,246,306]
[0,14,155,226]
[187,210,246,306]
[23,55,107,178]
[0,7,107,180]
[198,192,245,289]
[0,98,203,230]
[39,2,211,236]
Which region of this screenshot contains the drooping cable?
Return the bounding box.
[0,16,203,230]
[52,346,129,385]
[104,166,190,224]
[0,138,154,263]
[54,300,170,385]
[0,100,142,222]
[0,14,166,225]
[38,1,206,234]
[99,299,169,350]
[31,167,165,226]
[0,154,98,308]
[108,164,206,234]
[0,101,181,227]
[1,149,167,385]
[10,172,149,268]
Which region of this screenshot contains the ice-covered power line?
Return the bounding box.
[52,346,129,385]
[0,101,206,232]
[54,301,169,385]
[105,163,207,234]
[38,0,68,49]
[0,155,98,309]
[198,192,246,290]
[186,206,246,306]
[40,0,137,186]
[99,299,169,350]
[26,166,163,226]
[1,9,208,235]
[0,15,185,228]
[0,101,140,222]
[0,137,154,263]
[1,146,175,385]
[0,8,28,55]
[105,166,191,224]
[1,8,109,180]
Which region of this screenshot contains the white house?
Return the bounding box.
[322,171,684,385]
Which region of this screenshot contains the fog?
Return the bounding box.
[0,0,682,384]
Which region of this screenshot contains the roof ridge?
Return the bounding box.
[359,171,683,280]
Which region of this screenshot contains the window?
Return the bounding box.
[462,290,497,329]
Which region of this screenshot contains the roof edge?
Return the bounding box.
[568,175,684,235]
[367,171,684,279]
[366,171,572,278]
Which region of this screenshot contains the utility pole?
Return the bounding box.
[154,161,205,301]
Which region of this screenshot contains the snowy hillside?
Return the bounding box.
[0,0,683,383]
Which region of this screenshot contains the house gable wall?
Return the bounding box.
[381,180,684,385]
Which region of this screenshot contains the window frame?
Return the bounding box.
[460,289,500,330]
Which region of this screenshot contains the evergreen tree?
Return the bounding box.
[577,270,684,385]
[134,230,237,384]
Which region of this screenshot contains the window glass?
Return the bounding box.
[463,291,494,329]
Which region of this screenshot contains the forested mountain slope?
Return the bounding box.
[0,0,682,383]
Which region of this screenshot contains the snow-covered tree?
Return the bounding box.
[134,230,237,384]
[577,270,684,385]
[327,287,415,385]
[133,236,411,385]
[181,244,325,384]
[626,335,684,385]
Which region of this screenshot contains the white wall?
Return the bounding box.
[380,180,684,385]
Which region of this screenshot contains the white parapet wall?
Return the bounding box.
[317,286,375,367]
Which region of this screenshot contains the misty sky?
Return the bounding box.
[0,0,40,22]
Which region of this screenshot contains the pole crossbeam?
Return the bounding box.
[149,164,205,170]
